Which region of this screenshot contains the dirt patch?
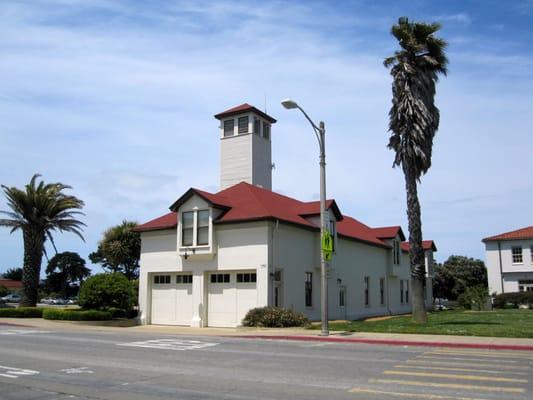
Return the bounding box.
[364,316,395,322]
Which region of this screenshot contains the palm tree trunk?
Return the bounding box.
[403,160,428,323]
[21,228,44,307]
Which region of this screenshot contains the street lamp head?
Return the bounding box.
[281,99,298,110]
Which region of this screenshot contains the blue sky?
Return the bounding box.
[1,0,532,274]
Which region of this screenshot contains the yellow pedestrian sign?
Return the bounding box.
[322,229,333,261]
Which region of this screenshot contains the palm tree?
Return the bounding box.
[384,17,448,323]
[0,175,85,306]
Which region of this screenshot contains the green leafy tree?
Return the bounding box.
[78,273,135,311]
[45,252,91,298]
[0,284,9,297]
[3,267,23,281]
[0,174,85,306]
[89,221,140,280]
[384,17,448,323]
[433,255,488,301]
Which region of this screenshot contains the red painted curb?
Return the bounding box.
[231,335,533,351]
[0,321,31,328]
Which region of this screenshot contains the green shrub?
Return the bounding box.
[242,306,310,327]
[106,307,139,319]
[0,284,9,297]
[78,273,135,311]
[0,307,44,318]
[43,309,111,321]
[457,285,489,310]
[493,292,533,309]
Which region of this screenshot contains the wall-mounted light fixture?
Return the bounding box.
[183,248,196,260]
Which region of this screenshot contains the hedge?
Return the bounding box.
[78,273,135,311]
[43,309,112,321]
[0,307,44,318]
[242,306,310,327]
[493,292,533,309]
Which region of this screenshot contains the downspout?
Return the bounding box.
[498,241,504,293]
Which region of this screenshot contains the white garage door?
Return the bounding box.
[151,273,193,325]
[207,271,257,327]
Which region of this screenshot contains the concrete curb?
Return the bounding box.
[231,335,533,351]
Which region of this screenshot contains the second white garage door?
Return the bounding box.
[207,271,257,327]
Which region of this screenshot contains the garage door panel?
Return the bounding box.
[151,274,193,326]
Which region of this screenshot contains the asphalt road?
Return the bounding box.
[0,323,532,400]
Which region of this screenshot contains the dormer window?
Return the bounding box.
[238,116,249,134]
[181,209,210,247]
[393,240,400,265]
[224,119,234,137]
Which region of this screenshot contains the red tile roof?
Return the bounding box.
[136,182,434,250]
[372,226,405,241]
[401,240,437,252]
[482,226,533,242]
[214,103,277,123]
[0,279,22,290]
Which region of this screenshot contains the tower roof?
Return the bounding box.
[214,103,277,123]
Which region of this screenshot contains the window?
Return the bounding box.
[237,273,257,283]
[197,210,209,246]
[393,240,400,265]
[400,280,404,303]
[518,280,533,292]
[380,277,385,305]
[210,273,230,283]
[364,277,369,306]
[305,272,313,307]
[406,280,410,303]
[254,117,261,135]
[328,219,336,251]
[154,275,171,284]
[224,119,234,137]
[238,116,249,134]
[531,246,533,263]
[262,121,270,140]
[339,287,345,307]
[512,246,523,263]
[181,211,194,246]
[181,209,210,247]
[176,274,193,284]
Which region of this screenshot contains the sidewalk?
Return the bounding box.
[3,318,533,351]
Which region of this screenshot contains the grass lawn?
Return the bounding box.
[308,309,533,338]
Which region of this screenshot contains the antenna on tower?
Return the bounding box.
[264,93,267,114]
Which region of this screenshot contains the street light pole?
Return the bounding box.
[281,99,329,336]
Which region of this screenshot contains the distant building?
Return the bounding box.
[482,226,533,294]
[0,279,23,291]
[135,103,436,327]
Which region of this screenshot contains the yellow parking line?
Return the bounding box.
[394,364,529,376]
[405,359,530,370]
[369,379,525,393]
[383,370,528,383]
[417,355,520,364]
[428,350,533,360]
[436,348,533,357]
[348,387,489,400]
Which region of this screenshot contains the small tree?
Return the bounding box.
[89,221,140,280]
[45,252,91,298]
[78,273,135,311]
[458,285,489,311]
[3,267,23,281]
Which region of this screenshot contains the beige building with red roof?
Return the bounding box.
[483,226,533,294]
[135,104,436,327]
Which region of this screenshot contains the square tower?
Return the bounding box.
[215,103,277,190]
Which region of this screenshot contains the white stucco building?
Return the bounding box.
[135,103,436,327]
[483,226,533,294]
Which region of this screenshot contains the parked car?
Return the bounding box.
[40,297,55,304]
[1,293,21,303]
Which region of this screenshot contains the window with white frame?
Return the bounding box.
[512,246,523,263]
[393,240,400,265]
[380,277,385,305]
[400,280,404,303]
[238,116,249,134]
[237,273,257,283]
[406,280,410,303]
[262,121,270,140]
[305,272,313,307]
[210,273,230,283]
[518,280,533,292]
[223,119,234,137]
[328,219,336,251]
[176,274,193,284]
[339,286,345,307]
[154,275,171,284]
[364,276,370,306]
[531,245,533,263]
[254,117,261,135]
[181,210,210,247]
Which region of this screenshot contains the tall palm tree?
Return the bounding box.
[384,17,448,323]
[0,175,85,306]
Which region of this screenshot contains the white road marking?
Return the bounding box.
[117,338,219,351]
[0,329,51,335]
[0,365,40,379]
[60,367,94,374]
